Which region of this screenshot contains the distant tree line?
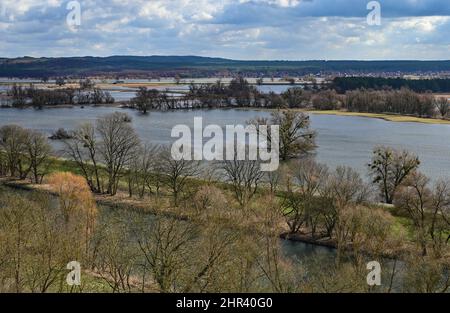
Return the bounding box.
[188,77,262,107]
[3,56,450,78]
[131,77,262,112]
[5,76,449,119]
[132,77,325,112]
[132,77,449,119]
[333,77,450,93]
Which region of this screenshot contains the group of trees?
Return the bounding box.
[131,77,262,113]
[187,77,260,108]
[64,109,316,204]
[395,172,450,258]
[7,76,449,119]
[344,88,439,117]
[0,180,308,293]
[62,112,198,203]
[0,173,97,292]
[134,77,325,111]
[64,112,140,195]
[133,77,291,113]
[131,87,181,112]
[279,87,447,119]
[131,77,448,119]
[124,146,201,206]
[275,145,449,263]
[6,81,114,108]
[279,160,378,260]
[0,125,52,183]
[1,111,449,263]
[130,77,449,120]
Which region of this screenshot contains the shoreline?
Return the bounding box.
[306,110,450,125]
[240,107,450,125]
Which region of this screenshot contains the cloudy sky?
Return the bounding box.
[0,0,449,60]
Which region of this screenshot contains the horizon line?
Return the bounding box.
[1,55,450,62]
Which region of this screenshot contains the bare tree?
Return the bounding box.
[334,205,395,268]
[394,172,431,256]
[0,125,29,179]
[281,159,329,235]
[402,257,450,293]
[136,217,196,292]
[0,126,52,182]
[24,130,52,184]
[0,192,74,293]
[429,180,450,256]
[327,166,370,209]
[369,146,420,204]
[435,98,450,118]
[395,172,450,257]
[182,221,240,293]
[256,196,297,293]
[0,194,35,292]
[220,158,264,208]
[159,148,199,206]
[64,123,103,193]
[324,166,370,263]
[125,144,160,198]
[95,217,138,293]
[249,110,316,160]
[96,112,141,195]
[264,165,284,194]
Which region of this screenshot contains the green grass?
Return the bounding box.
[49,158,84,175]
[45,271,114,293]
[78,273,114,293]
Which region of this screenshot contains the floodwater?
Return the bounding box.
[1,106,450,180]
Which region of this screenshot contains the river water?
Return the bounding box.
[1,106,450,180]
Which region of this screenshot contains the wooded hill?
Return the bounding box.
[1,56,450,78]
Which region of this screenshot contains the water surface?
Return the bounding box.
[1,107,450,180]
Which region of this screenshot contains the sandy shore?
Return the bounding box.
[306,110,450,125]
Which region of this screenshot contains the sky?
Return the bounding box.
[0,0,449,60]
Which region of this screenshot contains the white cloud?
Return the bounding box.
[0,0,449,59]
